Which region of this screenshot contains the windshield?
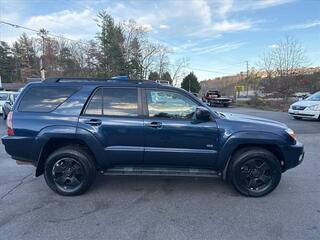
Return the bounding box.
[0,93,8,101]
[306,92,320,101]
[13,93,19,101]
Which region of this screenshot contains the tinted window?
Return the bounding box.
[85,88,138,117]
[0,93,8,101]
[85,88,103,115]
[18,87,78,112]
[146,90,197,119]
[306,92,320,101]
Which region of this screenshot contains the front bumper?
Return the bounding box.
[288,109,320,119]
[282,141,304,171]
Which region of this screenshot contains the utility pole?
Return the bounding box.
[39,29,47,81]
[245,61,249,97]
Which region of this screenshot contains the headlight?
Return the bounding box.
[306,104,320,111]
[285,128,297,141]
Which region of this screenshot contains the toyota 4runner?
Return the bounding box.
[2,77,304,197]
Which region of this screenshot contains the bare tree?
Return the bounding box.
[171,58,189,86]
[258,36,308,98]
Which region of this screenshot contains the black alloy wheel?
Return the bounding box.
[44,146,96,196]
[52,158,85,193]
[228,147,281,197]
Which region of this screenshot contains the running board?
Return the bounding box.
[101,167,221,178]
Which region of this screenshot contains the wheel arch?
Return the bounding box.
[219,132,287,179]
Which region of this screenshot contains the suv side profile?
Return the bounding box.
[2,77,304,197]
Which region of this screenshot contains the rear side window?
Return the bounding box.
[85,88,138,117]
[18,87,79,112]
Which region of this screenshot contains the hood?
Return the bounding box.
[291,100,320,107]
[219,112,287,129]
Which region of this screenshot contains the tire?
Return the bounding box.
[44,146,96,196]
[2,112,7,120]
[227,147,281,197]
[293,116,302,120]
[223,103,230,107]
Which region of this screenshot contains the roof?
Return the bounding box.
[24,77,176,90]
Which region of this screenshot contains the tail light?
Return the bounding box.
[7,111,14,136]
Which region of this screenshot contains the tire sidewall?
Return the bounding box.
[229,149,281,197]
[44,148,95,196]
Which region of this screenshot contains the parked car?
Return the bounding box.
[202,90,232,107]
[288,91,320,120]
[2,77,304,197]
[0,91,10,115]
[2,92,19,120]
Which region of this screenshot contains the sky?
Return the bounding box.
[0,0,319,81]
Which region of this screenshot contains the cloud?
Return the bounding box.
[190,0,212,25]
[283,20,320,30]
[25,9,97,40]
[159,24,169,29]
[211,20,252,32]
[269,44,280,49]
[173,41,245,55]
[139,23,153,32]
[234,0,295,11]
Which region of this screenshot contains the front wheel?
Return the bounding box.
[293,116,302,120]
[44,146,96,196]
[2,112,7,120]
[228,147,281,197]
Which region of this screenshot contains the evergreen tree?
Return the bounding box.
[161,71,172,84]
[181,72,200,93]
[148,71,160,80]
[96,11,126,77]
[0,41,14,82]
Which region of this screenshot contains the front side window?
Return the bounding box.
[146,90,198,120]
[85,88,138,117]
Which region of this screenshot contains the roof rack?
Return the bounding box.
[43,77,157,84]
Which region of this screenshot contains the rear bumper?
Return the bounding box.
[288,109,320,119]
[1,135,35,165]
[283,141,304,171]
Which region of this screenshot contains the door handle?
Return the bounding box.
[145,122,162,128]
[85,119,102,126]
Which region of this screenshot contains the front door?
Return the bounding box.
[143,89,219,167]
[78,87,144,165]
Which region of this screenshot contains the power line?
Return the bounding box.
[0,20,87,45]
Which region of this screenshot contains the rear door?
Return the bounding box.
[143,89,219,167]
[78,87,144,165]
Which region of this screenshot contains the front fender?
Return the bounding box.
[217,131,287,171]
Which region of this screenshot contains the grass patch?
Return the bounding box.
[235,97,292,112]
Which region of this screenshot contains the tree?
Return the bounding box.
[148,71,160,80]
[0,41,14,82]
[181,72,200,93]
[258,36,308,99]
[161,71,172,84]
[96,11,126,77]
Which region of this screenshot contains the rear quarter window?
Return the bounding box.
[18,86,79,112]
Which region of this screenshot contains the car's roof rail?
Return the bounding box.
[43,77,158,84]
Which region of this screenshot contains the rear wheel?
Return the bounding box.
[228,147,281,197]
[44,146,96,196]
[2,112,7,120]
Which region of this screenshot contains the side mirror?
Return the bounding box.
[195,106,211,122]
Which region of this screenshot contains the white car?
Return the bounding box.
[0,91,10,114]
[288,91,320,120]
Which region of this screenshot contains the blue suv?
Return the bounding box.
[2,77,304,197]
